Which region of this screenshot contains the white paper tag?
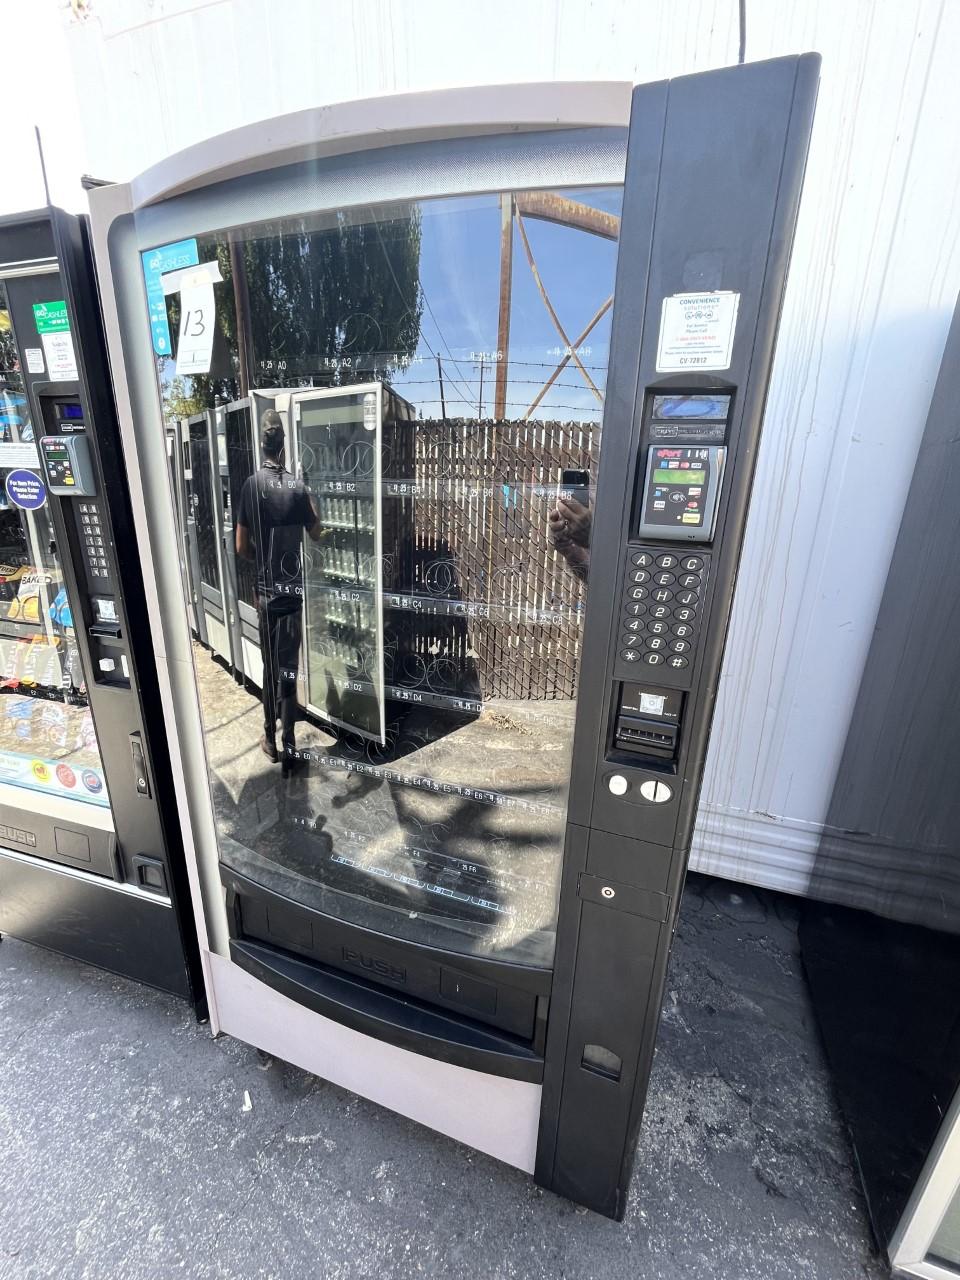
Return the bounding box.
[162,260,224,378]
[40,330,79,381]
[0,442,41,468]
[24,348,45,374]
[175,282,216,376]
[656,291,740,372]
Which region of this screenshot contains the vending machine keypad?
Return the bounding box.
[619,549,709,681]
[79,503,110,579]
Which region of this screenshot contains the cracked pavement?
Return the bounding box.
[0,875,888,1279]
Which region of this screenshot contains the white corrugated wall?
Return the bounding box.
[53,0,960,899]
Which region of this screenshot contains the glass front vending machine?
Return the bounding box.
[89,59,819,1216]
[0,208,202,1005]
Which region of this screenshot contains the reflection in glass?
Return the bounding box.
[149,184,621,965]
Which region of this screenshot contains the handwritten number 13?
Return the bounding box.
[182,308,206,337]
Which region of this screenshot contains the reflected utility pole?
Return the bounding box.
[436,353,447,421]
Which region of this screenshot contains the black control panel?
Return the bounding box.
[37,389,127,685]
[534,52,820,1221]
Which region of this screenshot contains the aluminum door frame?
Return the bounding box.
[223,396,262,687]
[185,409,231,661]
[170,418,204,641]
[212,403,243,675]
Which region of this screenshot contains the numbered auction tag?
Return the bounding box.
[161,260,223,377]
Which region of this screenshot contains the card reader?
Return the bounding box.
[39,434,97,496]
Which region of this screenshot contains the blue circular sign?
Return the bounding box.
[5,470,46,511]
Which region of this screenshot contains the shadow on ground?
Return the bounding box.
[0,874,886,1280]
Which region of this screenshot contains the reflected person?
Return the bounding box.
[236,410,322,764]
[548,493,591,582]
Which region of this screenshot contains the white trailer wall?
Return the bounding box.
[57,0,960,899]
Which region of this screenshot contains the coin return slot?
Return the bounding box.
[581,1043,622,1082]
[616,716,677,757]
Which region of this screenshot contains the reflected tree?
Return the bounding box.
[162,208,424,416]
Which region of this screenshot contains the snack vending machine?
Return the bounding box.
[90,57,818,1214]
[0,208,202,1006]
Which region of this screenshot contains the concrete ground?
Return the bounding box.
[0,875,887,1280]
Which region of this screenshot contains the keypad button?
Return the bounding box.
[670,639,691,654]
[656,553,679,569]
[672,622,694,638]
[623,618,644,633]
[667,655,688,669]
[622,634,643,648]
[625,602,647,616]
[674,606,697,622]
[676,590,699,606]
[647,620,668,635]
[645,636,666,651]
[621,649,642,663]
[631,552,654,568]
[678,573,700,589]
[653,571,675,587]
[628,587,648,602]
[652,588,673,603]
[680,556,703,572]
[629,569,650,584]
[650,605,671,620]
[643,652,665,666]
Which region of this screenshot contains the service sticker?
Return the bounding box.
[656,291,740,372]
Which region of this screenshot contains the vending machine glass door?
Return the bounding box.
[142,182,621,967]
[0,281,108,810]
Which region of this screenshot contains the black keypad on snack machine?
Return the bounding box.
[619,551,708,673]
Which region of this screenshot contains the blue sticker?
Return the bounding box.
[141,238,199,356]
[0,413,23,427]
[5,469,46,510]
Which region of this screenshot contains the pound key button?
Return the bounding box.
[667,655,689,669]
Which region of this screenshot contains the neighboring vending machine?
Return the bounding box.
[89,59,818,1215]
[0,208,202,1006]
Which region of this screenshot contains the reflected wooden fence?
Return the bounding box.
[387,418,596,702]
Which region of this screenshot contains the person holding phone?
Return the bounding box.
[549,468,591,581]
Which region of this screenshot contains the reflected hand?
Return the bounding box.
[548,496,591,549]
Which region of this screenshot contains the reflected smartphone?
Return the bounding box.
[559,468,590,508]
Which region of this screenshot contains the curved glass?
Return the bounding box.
[146,183,622,966]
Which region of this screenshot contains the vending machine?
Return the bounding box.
[89,59,818,1215]
[0,208,203,1005]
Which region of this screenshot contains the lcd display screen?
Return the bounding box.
[57,403,84,421]
[652,394,730,421]
[653,468,706,485]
